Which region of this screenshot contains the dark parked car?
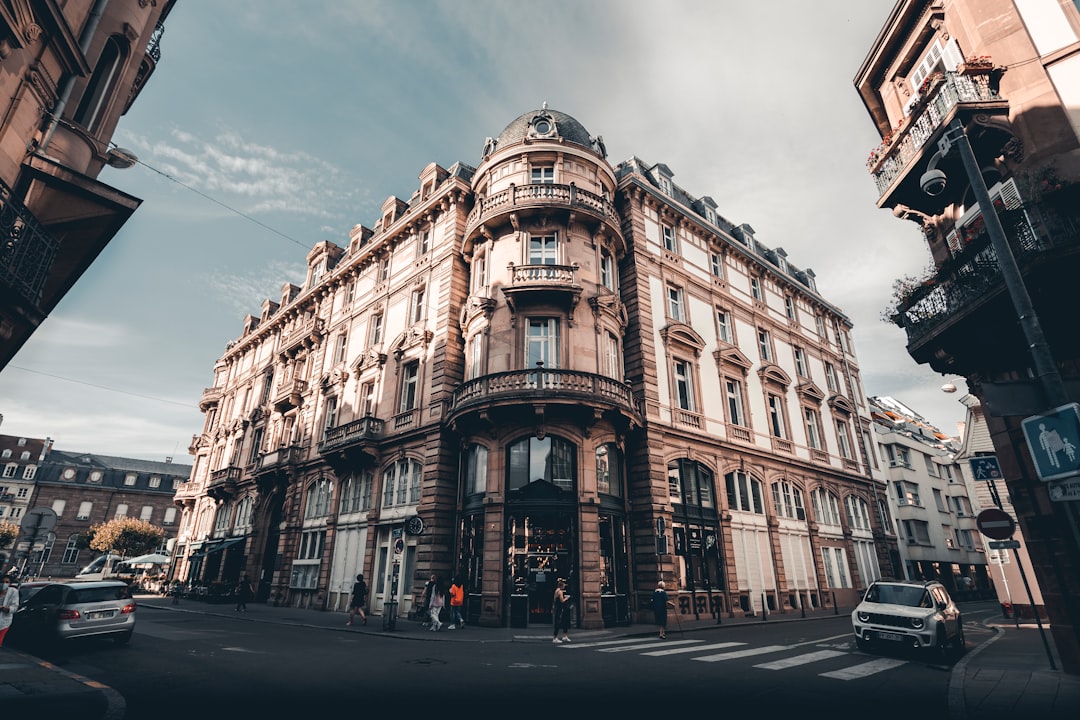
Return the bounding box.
[9,580,136,647]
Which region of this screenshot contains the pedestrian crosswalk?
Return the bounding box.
[556,635,910,680]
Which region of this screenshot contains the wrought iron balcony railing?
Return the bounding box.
[867,71,1002,197]
[0,178,59,307]
[449,368,638,417]
[889,201,1080,344]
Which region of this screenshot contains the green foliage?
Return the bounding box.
[0,521,19,549]
[88,517,164,558]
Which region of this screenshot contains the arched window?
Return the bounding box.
[305,477,333,519]
[668,459,713,507]
[465,444,488,496]
[596,443,623,497]
[74,35,127,130]
[811,487,842,526]
[724,469,764,514]
[382,459,422,508]
[506,435,575,492]
[845,495,872,531]
[233,497,253,530]
[770,480,805,520]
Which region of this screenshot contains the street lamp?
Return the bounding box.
[921,118,1067,407]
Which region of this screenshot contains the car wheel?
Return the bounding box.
[114,630,133,645]
[951,623,966,659]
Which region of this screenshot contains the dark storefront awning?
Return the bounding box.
[189,537,245,559]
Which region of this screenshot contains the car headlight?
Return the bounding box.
[910,617,925,630]
[857,611,870,623]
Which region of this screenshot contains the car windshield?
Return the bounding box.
[866,584,932,608]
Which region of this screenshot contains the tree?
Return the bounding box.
[0,521,18,550]
[88,517,164,558]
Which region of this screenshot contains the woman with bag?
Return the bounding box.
[347,573,368,626]
[427,576,446,631]
[552,578,571,644]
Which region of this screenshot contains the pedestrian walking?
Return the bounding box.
[419,574,437,627]
[652,580,673,639]
[427,576,446,631]
[552,578,571,644]
[234,574,253,612]
[347,573,368,626]
[448,576,465,630]
[0,573,20,648]
[170,580,182,605]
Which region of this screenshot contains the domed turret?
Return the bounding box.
[482,105,605,159]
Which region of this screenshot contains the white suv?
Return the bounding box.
[851,579,964,660]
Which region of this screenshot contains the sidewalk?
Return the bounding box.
[2,595,1077,719]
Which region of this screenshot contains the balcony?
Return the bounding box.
[447,368,640,433]
[887,194,1080,375]
[464,182,620,245]
[199,386,223,411]
[207,466,241,501]
[255,445,302,474]
[502,263,582,315]
[280,317,325,356]
[865,71,1010,213]
[318,417,384,456]
[273,378,307,412]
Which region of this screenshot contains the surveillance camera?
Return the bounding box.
[920,168,947,196]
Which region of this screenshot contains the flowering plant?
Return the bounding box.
[963,55,993,68]
[918,71,944,96]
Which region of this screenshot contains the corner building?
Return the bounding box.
[176,108,888,629]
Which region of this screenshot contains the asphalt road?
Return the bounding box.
[22,610,993,719]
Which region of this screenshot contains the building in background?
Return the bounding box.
[855,0,1080,671]
[29,447,188,578]
[0,432,50,567]
[176,107,887,630]
[868,395,988,597]
[953,392,1045,620]
[0,0,176,368]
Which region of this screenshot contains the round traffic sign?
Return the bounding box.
[976,507,1016,540]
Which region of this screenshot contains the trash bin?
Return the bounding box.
[382,601,398,631]
[510,594,529,628]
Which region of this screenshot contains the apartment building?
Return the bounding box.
[0,433,50,567]
[175,107,888,629]
[855,0,1080,671]
[0,0,176,368]
[869,396,988,596]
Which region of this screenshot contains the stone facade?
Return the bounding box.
[176,107,889,630]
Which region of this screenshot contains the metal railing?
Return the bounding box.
[318,417,384,454]
[0,178,58,307]
[890,202,1080,343]
[867,71,1002,196]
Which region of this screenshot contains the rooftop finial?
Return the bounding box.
[542,101,548,110]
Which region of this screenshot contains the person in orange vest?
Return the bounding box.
[448,576,465,630]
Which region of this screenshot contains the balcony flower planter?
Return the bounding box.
[958,57,994,76]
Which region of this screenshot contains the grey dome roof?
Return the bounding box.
[493,108,595,152]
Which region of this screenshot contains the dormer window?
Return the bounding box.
[659,176,672,195]
[309,260,326,288]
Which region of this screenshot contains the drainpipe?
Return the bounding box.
[37,0,111,155]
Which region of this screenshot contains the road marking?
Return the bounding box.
[693,645,790,662]
[754,649,847,669]
[642,641,745,657]
[820,657,907,680]
[556,638,656,649]
[221,647,262,653]
[598,639,703,652]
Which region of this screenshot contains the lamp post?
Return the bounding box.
[925,118,1067,407]
[924,118,1080,667]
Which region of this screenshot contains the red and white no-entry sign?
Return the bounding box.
[976,507,1017,540]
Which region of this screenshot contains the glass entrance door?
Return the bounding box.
[506,512,574,625]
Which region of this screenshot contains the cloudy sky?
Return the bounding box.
[0,0,968,462]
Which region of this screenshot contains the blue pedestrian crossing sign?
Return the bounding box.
[968,456,1003,481]
[1021,402,1080,482]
